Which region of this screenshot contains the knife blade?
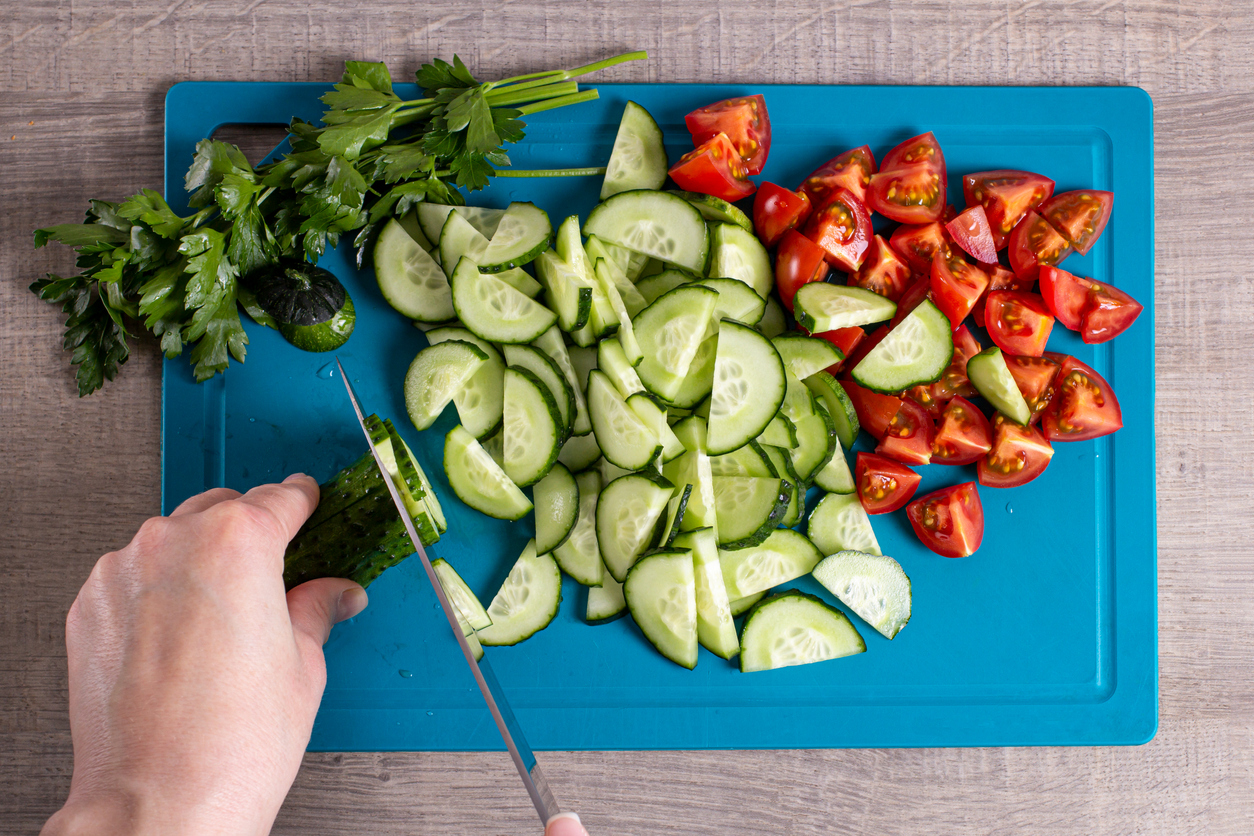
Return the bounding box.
[335,358,560,825]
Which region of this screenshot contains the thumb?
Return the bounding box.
[545,813,588,836]
[287,577,369,647]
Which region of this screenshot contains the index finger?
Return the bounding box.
[232,473,321,546]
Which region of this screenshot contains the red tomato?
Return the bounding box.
[1041,355,1123,442]
[802,187,872,271]
[890,278,933,328]
[962,170,1055,250]
[977,413,1055,488]
[753,183,813,248]
[876,398,936,465]
[1038,189,1113,256]
[907,482,985,558]
[931,397,993,466]
[1004,354,1061,424]
[1037,265,1090,330]
[880,131,946,173]
[684,95,771,176]
[841,324,889,374]
[946,205,998,264]
[839,378,900,440]
[856,452,922,515]
[812,326,864,373]
[1008,210,1073,283]
[930,249,989,328]
[972,264,1030,328]
[1081,282,1144,344]
[773,229,830,312]
[799,145,877,205]
[908,324,981,414]
[866,164,946,223]
[889,221,950,274]
[848,234,911,302]
[668,132,756,203]
[984,291,1055,357]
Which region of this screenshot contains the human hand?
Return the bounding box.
[546,812,590,835]
[42,475,368,836]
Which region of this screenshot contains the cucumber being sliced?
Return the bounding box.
[773,334,844,380]
[443,425,533,521]
[812,550,912,640]
[709,441,778,478]
[431,558,492,632]
[633,285,719,402]
[967,345,1032,425]
[670,333,718,410]
[477,540,562,646]
[757,294,787,338]
[712,476,791,550]
[373,218,453,322]
[450,257,558,344]
[533,462,579,554]
[673,527,740,660]
[587,370,662,471]
[479,202,552,272]
[793,283,897,333]
[807,491,882,557]
[811,430,855,495]
[438,210,490,273]
[534,249,594,333]
[503,344,575,437]
[584,190,711,274]
[728,591,765,618]
[596,471,675,582]
[696,277,767,326]
[707,222,773,298]
[601,101,668,199]
[708,320,787,456]
[502,367,563,487]
[586,561,628,624]
[624,549,699,669]
[385,421,446,533]
[635,269,693,306]
[370,418,439,546]
[739,589,866,673]
[668,190,754,231]
[719,528,824,600]
[553,470,603,586]
[804,370,860,451]
[852,299,954,392]
[557,431,601,472]
[403,340,488,430]
[534,326,592,436]
[426,326,505,441]
[418,203,505,243]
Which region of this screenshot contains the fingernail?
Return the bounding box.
[545,812,585,836]
[336,587,368,622]
[284,472,309,484]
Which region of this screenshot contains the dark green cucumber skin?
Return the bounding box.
[585,605,629,626]
[718,480,793,551]
[283,485,413,590]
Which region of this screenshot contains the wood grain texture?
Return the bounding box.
[3,2,1253,834]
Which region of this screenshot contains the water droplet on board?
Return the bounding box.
[398,669,413,679]
[316,363,336,380]
[426,711,434,717]
[1005,503,1014,514]
[248,417,255,423]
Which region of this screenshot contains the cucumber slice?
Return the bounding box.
[502,367,562,487]
[712,476,791,550]
[479,202,551,272]
[568,344,598,390]
[624,549,699,669]
[385,422,446,533]
[633,285,719,402]
[431,558,492,632]
[656,483,693,548]
[758,413,797,448]
[709,441,778,478]
[586,236,649,317]
[584,190,710,274]
[812,431,855,495]
[739,590,866,673]
[419,203,505,243]
[772,334,844,380]
[673,527,740,659]
[635,269,692,306]
[596,471,675,582]
[371,419,439,546]
[696,277,767,326]
[477,540,562,646]
[708,320,787,456]
[373,218,453,322]
[397,208,433,251]
[668,189,754,232]
[669,332,718,410]
[426,326,505,441]
[587,369,662,470]
[553,470,603,586]
[533,462,579,554]
[403,340,488,430]
[443,425,533,521]
[597,338,645,398]
[852,299,953,392]
[601,101,668,199]
[757,294,787,338]
[627,392,685,463]
[593,258,642,364]
[450,257,558,344]
[807,492,881,557]
[967,346,1032,425]
[793,283,897,333]
[708,222,773,298]
[761,444,803,528]
[812,550,912,640]
[601,239,652,283]
[599,457,634,485]
[586,561,628,624]
[784,381,835,484]
[533,326,592,436]
[719,528,824,600]
[439,210,490,273]
[557,431,601,472]
[661,449,716,533]
[728,591,765,618]
[804,371,860,451]
[534,249,594,333]
[504,344,575,438]
[494,266,543,298]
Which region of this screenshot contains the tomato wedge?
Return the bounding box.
[930,248,989,328]
[946,205,998,264]
[1038,189,1113,256]
[977,413,1055,488]
[1005,354,1061,424]
[984,291,1055,357]
[1008,210,1073,283]
[839,378,900,440]
[876,398,936,465]
[880,131,946,173]
[931,397,993,466]
[773,229,830,312]
[961,170,1055,250]
[890,278,933,328]
[1041,355,1122,442]
[866,164,946,223]
[848,234,911,301]
[1037,265,1090,330]
[668,132,756,202]
[1081,280,1144,344]
[753,182,813,248]
[803,187,872,271]
[972,264,1030,329]
[812,326,864,373]
[856,452,922,514]
[907,324,980,415]
[889,221,950,275]
[907,482,985,558]
[684,95,771,176]
[799,145,877,205]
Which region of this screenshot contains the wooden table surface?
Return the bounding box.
[3,2,1252,833]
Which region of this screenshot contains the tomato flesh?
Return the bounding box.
[962,170,1055,250]
[668,132,756,202]
[1037,265,1090,330]
[1008,210,1073,283]
[1004,354,1061,424]
[972,264,1031,329]
[931,396,993,466]
[946,205,998,264]
[848,234,912,302]
[890,278,933,329]
[839,378,900,440]
[908,324,980,415]
[876,398,936,466]
[840,324,889,374]
[1041,355,1123,442]
[812,326,864,373]
[977,413,1055,488]
[889,221,950,275]
[930,248,989,328]
[802,187,872,271]
[684,95,771,176]
[984,291,1055,357]
[799,145,877,205]
[1038,189,1113,256]
[753,182,813,248]
[1081,281,1144,344]
[773,229,830,312]
[907,482,985,558]
[856,452,922,515]
[880,131,946,173]
[867,164,946,223]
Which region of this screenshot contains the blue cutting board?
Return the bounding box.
[163,81,1156,750]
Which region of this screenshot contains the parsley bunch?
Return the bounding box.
[32,51,646,396]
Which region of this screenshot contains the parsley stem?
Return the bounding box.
[517,89,600,115]
[492,167,608,178]
[486,80,579,108]
[493,50,649,95]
